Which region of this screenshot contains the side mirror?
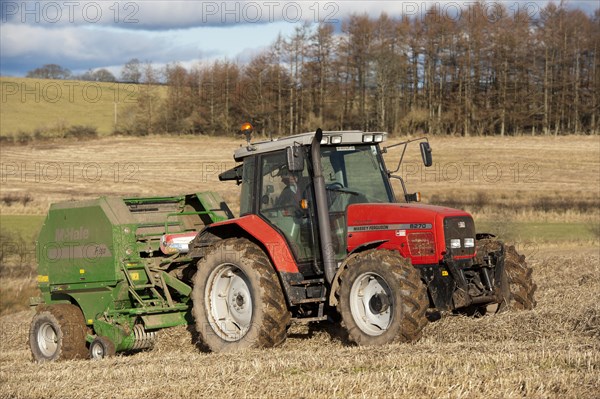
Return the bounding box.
[420,142,432,167]
[287,145,305,172]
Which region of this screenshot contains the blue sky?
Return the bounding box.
[1,1,597,77]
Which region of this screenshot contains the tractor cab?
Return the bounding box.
[212,125,438,320]
[220,129,407,266]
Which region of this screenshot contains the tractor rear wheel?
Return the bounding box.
[192,238,290,352]
[337,250,428,345]
[476,239,537,312]
[29,304,88,362]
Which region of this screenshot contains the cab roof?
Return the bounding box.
[233,130,387,161]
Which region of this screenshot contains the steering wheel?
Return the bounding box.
[325,182,343,207]
[327,182,360,196]
[326,182,344,191]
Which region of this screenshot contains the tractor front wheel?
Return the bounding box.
[192,238,290,352]
[29,304,88,362]
[476,239,537,312]
[337,250,428,345]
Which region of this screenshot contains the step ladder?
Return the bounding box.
[121,262,175,308]
[290,278,328,322]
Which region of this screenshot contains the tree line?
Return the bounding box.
[31,2,600,136]
[26,64,118,82]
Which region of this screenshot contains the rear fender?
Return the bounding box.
[348,239,388,256]
[197,215,299,274]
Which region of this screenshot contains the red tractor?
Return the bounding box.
[188,125,536,350]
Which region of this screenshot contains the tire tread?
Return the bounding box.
[336,249,428,345]
[476,239,537,311]
[30,303,88,361]
[192,238,290,352]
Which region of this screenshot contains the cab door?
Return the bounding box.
[257,150,320,266]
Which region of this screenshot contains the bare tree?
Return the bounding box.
[114,4,599,137]
[26,64,71,79]
[121,58,142,83]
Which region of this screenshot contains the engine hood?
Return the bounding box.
[347,203,472,225]
[346,203,475,264]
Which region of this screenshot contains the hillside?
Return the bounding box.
[0,77,166,136]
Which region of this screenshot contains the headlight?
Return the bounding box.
[464,238,475,248]
[331,135,342,144]
[320,137,329,145]
[450,239,461,249]
[374,134,384,142]
[363,134,373,142]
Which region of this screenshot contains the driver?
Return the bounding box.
[275,168,301,208]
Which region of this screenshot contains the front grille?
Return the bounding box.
[443,216,476,257]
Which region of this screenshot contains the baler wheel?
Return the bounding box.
[336,250,428,345]
[89,336,116,360]
[29,304,88,362]
[192,238,290,352]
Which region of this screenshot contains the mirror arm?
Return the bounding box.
[389,174,409,199]
[385,136,430,173]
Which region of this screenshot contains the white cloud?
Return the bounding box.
[0,19,298,75]
[1,23,172,61]
[2,1,598,30]
[2,1,336,27]
[1,0,597,76]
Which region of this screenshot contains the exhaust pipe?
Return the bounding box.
[311,128,336,284]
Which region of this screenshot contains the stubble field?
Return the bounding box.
[0,135,599,398]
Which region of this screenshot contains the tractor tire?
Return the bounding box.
[89,336,116,360]
[29,304,88,362]
[192,238,290,352]
[336,249,428,346]
[476,239,537,311]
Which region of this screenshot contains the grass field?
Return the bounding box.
[0,250,598,398]
[0,77,166,136]
[0,215,45,239]
[0,134,598,397]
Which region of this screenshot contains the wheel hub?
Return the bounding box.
[91,342,105,359]
[349,272,394,336]
[37,322,58,357]
[369,293,390,314]
[206,263,253,341]
[235,293,245,308]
